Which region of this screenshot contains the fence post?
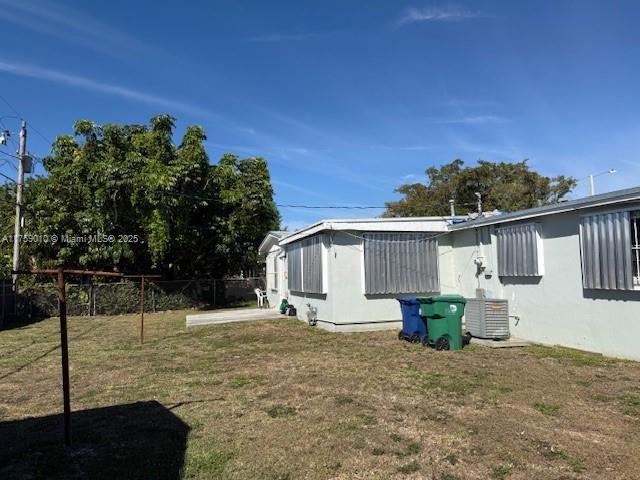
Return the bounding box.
[88,283,93,316]
[1,280,5,327]
[213,279,217,307]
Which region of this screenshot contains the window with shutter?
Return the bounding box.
[496,223,544,277]
[363,233,439,295]
[286,235,325,294]
[632,212,640,289]
[579,211,635,290]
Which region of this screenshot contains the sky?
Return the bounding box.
[0,0,639,230]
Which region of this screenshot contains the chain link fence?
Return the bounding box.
[0,277,266,327]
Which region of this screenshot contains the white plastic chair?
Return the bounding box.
[254,288,269,309]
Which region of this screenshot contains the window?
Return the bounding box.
[496,223,544,277]
[287,242,302,292]
[363,233,439,295]
[272,255,279,291]
[302,236,323,293]
[632,212,640,288]
[579,210,636,290]
[286,235,325,294]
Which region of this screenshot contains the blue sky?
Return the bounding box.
[1,0,639,230]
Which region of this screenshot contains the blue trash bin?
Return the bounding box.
[397,297,428,344]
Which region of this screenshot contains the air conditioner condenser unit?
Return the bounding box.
[464,298,510,339]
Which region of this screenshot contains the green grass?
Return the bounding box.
[397,461,420,474]
[1,310,639,479]
[266,405,297,418]
[533,401,560,416]
[569,458,587,473]
[622,393,640,407]
[491,464,512,479]
[526,345,617,367]
[335,394,354,406]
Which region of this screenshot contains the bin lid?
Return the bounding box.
[417,295,466,304]
[397,297,419,305]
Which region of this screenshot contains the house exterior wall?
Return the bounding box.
[285,234,333,325]
[450,205,640,360]
[287,231,450,332]
[264,244,286,308]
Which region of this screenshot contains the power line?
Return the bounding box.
[0,95,52,145]
[159,190,465,211]
[0,171,16,183]
[0,150,20,161]
[0,94,21,119]
[278,204,385,210]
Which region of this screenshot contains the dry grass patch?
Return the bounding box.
[1,310,640,479]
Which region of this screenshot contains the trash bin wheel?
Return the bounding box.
[435,337,450,351]
[410,334,421,343]
[398,331,404,341]
[421,336,429,347]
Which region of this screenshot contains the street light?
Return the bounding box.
[588,168,616,196]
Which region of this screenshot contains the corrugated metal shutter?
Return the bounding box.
[580,211,633,290]
[363,233,439,295]
[496,223,541,276]
[287,242,302,292]
[302,235,323,293]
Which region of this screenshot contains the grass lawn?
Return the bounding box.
[1,310,640,479]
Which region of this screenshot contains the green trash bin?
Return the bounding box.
[418,295,466,351]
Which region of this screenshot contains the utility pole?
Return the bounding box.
[12,120,26,290]
[449,199,456,216]
[588,174,595,196]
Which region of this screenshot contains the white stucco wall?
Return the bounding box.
[264,244,285,308]
[288,231,450,332]
[450,206,640,360]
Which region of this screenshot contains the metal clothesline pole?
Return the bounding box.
[11,268,158,446]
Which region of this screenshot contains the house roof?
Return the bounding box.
[258,230,290,255]
[449,186,640,230]
[260,186,640,251]
[279,216,462,245]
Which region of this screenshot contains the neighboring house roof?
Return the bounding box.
[449,186,640,231]
[279,217,463,245]
[258,230,289,255]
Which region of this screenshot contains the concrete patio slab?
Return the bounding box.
[186,308,281,327]
[470,337,534,348]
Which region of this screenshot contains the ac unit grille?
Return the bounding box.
[464,298,510,339]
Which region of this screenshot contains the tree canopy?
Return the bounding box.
[384,159,576,217]
[0,115,280,278]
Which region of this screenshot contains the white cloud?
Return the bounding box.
[402,173,420,181]
[0,60,216,118]
[397,5,482,25]
[0,0,155,57]
[439,115,509,124]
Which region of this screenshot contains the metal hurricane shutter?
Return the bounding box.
[497,223,540,276]
[287,242,302,292]
[302,235,323,294]
[580,211,633,290]
[363,233,439,295]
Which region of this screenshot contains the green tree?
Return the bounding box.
[384,159,576,217]
[12,115,279,277]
